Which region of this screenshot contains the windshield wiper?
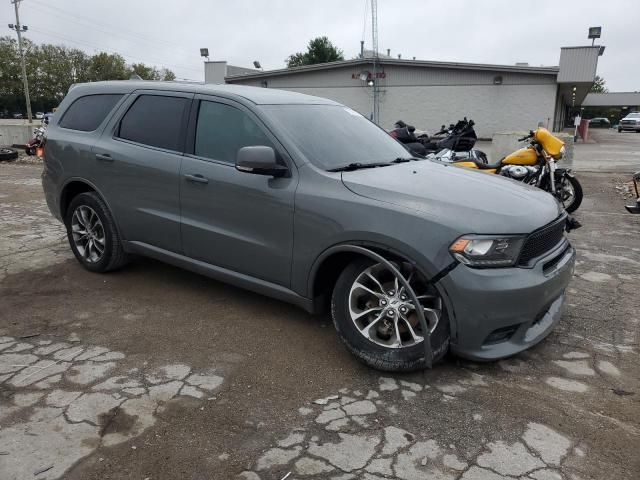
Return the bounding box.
[328,162,392,172]
[392,156,424,163]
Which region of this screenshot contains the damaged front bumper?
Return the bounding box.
[439,240,575,361]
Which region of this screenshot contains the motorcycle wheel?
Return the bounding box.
[555,174,583,213]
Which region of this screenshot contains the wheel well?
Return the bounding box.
[60,181,95,219]
[311,248,408,312]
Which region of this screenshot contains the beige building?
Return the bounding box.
[205,46,603,138]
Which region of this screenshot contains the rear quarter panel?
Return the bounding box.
[42,89,130,221]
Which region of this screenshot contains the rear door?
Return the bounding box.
[92,91,192,253]
[179,96,297,287]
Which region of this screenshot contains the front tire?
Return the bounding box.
[555,173,583,213]
[65,192,128,273]
[331,258,450,372]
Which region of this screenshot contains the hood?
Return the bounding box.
[341,160,562,234]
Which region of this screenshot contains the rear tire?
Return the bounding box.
[331,257,450,372]
[65,192,128,273]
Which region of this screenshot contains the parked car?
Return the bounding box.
[12,112,23,119]
[618,112,640,132]
[42,81,576,371]
[35,112,44,119]
[588,117,610,128]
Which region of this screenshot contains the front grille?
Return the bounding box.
[542,245,571,273]
[518,215,566,266]
[621,120,636,125]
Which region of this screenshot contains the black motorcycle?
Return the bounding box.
[389,118,483,161]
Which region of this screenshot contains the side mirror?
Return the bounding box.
[235,146,288,177]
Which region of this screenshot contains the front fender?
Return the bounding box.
[306,239,459,345]
[306,236,455,300]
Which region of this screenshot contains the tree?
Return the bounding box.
[28,44,91,108]
[286,36,344,68]
[590,75,608,93]
[87,52,130,82]
[129,62,158,80]
[128,63,176,81]
[0,36,23,112]
[0,37,177,113]
[160,69,176,81]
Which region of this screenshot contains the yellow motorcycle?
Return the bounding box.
[452,128,583,213]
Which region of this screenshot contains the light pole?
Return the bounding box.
[9,0,33,123]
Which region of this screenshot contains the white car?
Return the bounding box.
[35,112,44,120]
[619,112,640,132]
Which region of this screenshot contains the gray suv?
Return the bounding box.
[42,81,575,371]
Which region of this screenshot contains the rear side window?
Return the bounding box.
[195,101,274,163]
[59,94,123,132]
[117,95,189,151]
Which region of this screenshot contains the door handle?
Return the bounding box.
[95,153,113,162]
[184,173,209,184]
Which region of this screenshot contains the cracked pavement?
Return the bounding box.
[1,134,639,480]
[0,334,223,479]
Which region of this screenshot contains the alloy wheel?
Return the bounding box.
[347,262,442,349]
[71,205,106,264]
[557,177,576,209]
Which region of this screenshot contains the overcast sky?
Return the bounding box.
[3,0,638,91]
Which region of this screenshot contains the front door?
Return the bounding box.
[179,97,297,287]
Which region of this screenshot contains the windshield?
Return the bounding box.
[626,113,640,118]
[263,104,412,170]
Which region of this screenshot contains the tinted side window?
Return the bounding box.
[195,101,274,163]
[59,94,123,132]
[118,95,189,151]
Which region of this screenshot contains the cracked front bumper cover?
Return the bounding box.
[440,242,575,361]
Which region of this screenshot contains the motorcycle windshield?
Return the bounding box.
[534,128,564,158]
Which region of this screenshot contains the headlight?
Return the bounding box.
[449,235,525,267]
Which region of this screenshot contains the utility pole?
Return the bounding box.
[9,0,33,123]
[370,0,379,125]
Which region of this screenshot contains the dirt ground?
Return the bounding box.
[0,132,639,480]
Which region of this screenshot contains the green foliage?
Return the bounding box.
[0,36,176,113]
[88,52,129,82]
[129,63,177,81]
[286,36,344,68]
[590,75,608,94]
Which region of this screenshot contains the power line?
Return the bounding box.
[28,26,203,76]
[28,0,195,57]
